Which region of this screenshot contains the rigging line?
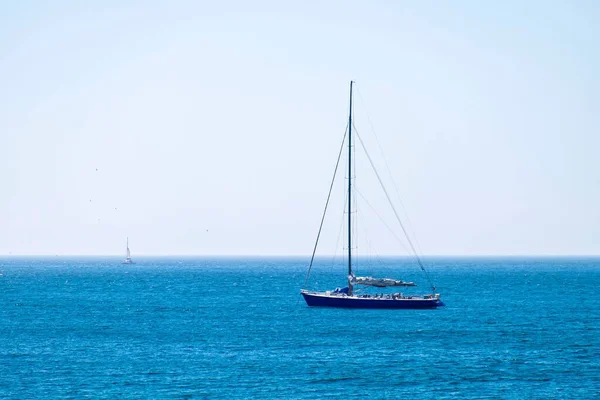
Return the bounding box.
[367,235,379,269]
[355,86,425,257]
[356,210,385,270]
[337,154,350,271]
[354,128,437,292]
[359,215,390,270]
[354,185,412,256]
[335,151,350,270]
[330,188,348,275]
[303,123,349,289]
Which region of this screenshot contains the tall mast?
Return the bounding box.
[348,81,354,286]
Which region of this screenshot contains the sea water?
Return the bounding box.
[1,257,598,399]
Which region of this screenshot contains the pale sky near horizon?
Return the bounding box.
[1,1,599,256]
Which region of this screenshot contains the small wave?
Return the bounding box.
[309,377,354,384]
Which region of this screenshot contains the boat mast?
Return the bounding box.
[347,81,354,293]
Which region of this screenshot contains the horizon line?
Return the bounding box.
[2,253,600,258]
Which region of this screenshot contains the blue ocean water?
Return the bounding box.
[1,257,599,399]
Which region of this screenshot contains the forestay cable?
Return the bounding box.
[355,86,425,257]
[354,127,436,292]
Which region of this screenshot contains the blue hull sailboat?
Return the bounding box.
[301,81,443,309]
[302,291,441,309]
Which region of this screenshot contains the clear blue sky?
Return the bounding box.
[1,1,598,256]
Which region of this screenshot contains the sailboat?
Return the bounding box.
[300,81,443,309]
[122,237,134,264]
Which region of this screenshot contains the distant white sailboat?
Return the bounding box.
[122,237,134,264]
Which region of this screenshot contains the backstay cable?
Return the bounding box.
[303,124,348,289]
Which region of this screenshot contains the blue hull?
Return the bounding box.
[302,292,443,309]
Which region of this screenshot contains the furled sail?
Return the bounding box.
[349,275,416,287]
